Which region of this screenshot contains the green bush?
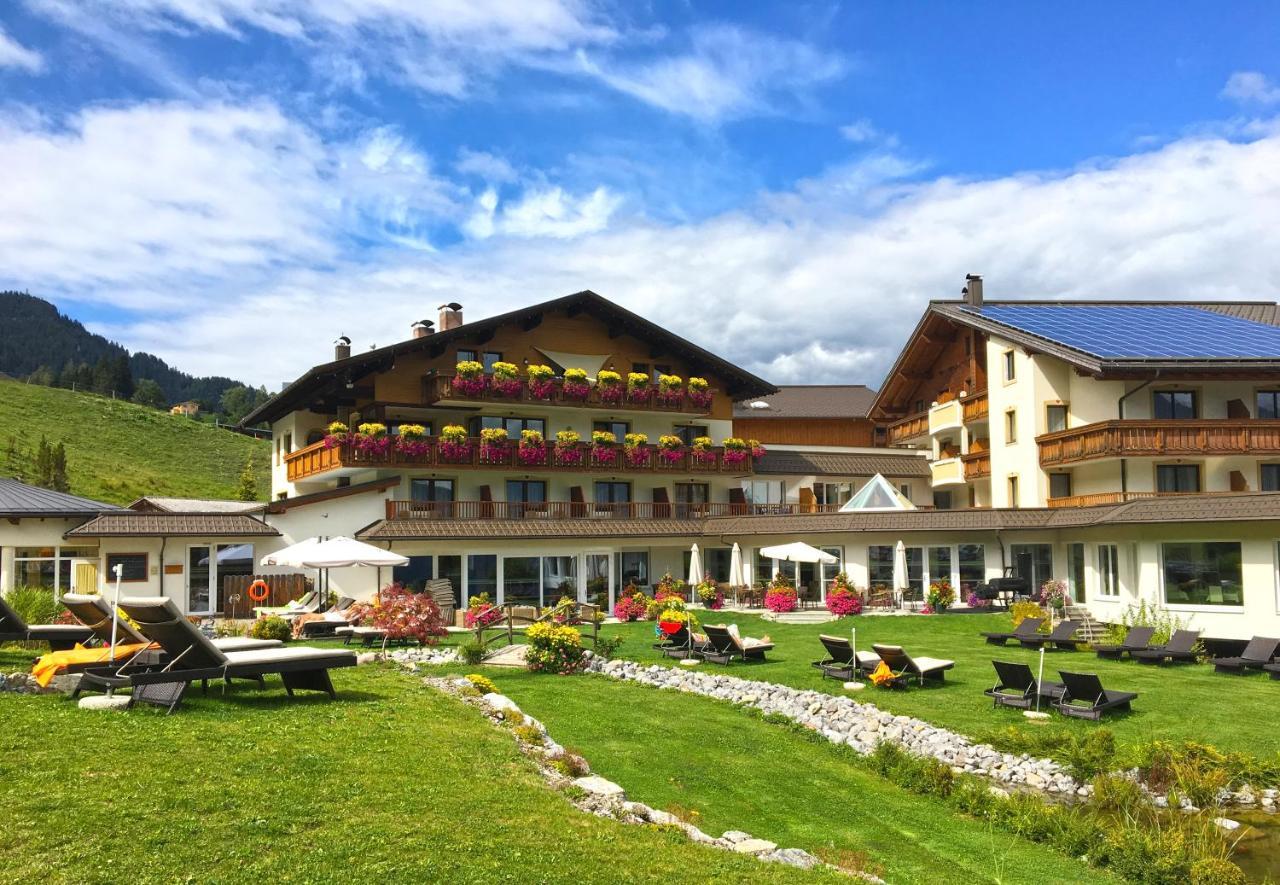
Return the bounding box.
[549,752,589,778]
[248,615,291,642]
[525,622,587,674]
[4,586,61,626]
[1090,773,1150,815]
[594,635,624,660]
[457,639,486,665]
[979,726,1117,782]
[513,724,543,744]
[1189,857,1247,885]
[1101,601,1190,647]
[1134,741,1232,808]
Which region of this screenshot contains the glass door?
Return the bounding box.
[1010,543,1053,595]
[584,552,610,610]
[188,545,212,614]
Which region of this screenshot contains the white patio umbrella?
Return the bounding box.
[687,543,704,590]
[261,537,408,605]
[758,541,838,564]
[728,543,745,587]
[892,540,909,609]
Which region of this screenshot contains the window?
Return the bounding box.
[393,556,433,593]
[814,482,854,507]
[1003,350,1016,382]
[741,480,783,506]
[675,482,709,516]
[756,549,779,584]
[439,555,463,607]
[618,551,649,589]
[1153,390,1197,419]
[457,349,475,364]
[283,433,293,455]
[899,483,912,500]
[594,481,630,506]
[673,424,709,445]
[456,350,503,372]
[1011,543,1053,590]
[1046,404,1068,433]
[1007,475,1019,506]
[958,544,985,592]
[506,480,547,504]
[1258,390,1280,420]
[14,546,96,592]
[652,363,672,382]
[933,490,953,510]
[503,556,541,607]
[106,553,148,582]
[1004,409,1017,443]
[1097,544,1120,597]
[914,399,925,414]
[1156,464,1200,493]
[1049,473,1073,499]
[467,554,497,600]
[687,547,732,584]
[867,545,894,588]
[904,547,924,598]
[410,478,454,501]
[928,546,952,587]
[1067,543,1086,602]
[820,546,843,590]
[469,415,545,438]
[542,556,578,604]
[631,361,649,378]
[593,420,629,440]
[1263,464,1280,492]
[1162,541,1242,606]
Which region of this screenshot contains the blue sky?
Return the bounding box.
[1,2,1279,388]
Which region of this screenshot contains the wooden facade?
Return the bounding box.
[1037,419,1280,467]
[732,416,877,448]
[871,313,988,422]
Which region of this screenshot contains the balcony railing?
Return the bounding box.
[285,439,754,482]
[929,457,967,487]
[1037,419,1280,467]
[886,411,929,445]
[961,450,991,480]
[423,374,715,415]
[961,391,989,423]
[384,500,844,520]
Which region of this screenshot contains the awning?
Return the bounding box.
[534,348,612,380]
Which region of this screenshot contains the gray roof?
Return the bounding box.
[360,518,706,541]
[129,496,265,514]
[753,449,931,478]
[0,478,116,517]
[66,512,280,537]
[733,385,876,419]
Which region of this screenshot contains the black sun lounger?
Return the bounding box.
[1019,619,1082,651]
[1130,629,1201,665]
[1093,625,1157,660]
[868,643,955,685]
[985,660,1066,710]
[811,634,880,681]
[700,624,773,664]
[1212,636,1280,674]
[0,592,94,651]
[1053,671,1138,720]
[60,593,281,654]
[299,597,358,638]
[980,617,1044,646]
[78,597,356,713]
[653,624,708,660]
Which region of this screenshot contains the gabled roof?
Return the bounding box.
[753,449,931,478]
[129,496,265,514]
[733,385,876,419]
[244,290,777,425]
[0,478,116,518]
[266,477,399,513]
[359,517,706,541]
[66,512,280,537]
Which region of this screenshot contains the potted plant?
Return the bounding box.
[764,573,798,613]
[591,429,618,465]
[478,426,509,463]
[453,360,486,397]
[656,373,684,407]
[353,422,392,456]
[464,592,503,628]
[825,572,862,617]
[687,376,713,409]
[1040,579,1071,614]
[689,435,716,465]
[721,437,750,466]
[623,432,650,468]
[597,370,623,404]
[695,579,723,610]
[561,367,590,401]
[612,588,648,622]
[526,364,556,400]
[656,434,685,465]
[490,361,523,398]
[926,579,956,613]
[626,372,653,404]
[517,429,547,466]
[396,422,430,457]
[323,421,349,448]
[554,429,583,466]
[749,438,767,458]
[438,424,472,463]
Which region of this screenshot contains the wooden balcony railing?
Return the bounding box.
[1037,419,1280,467]
[384,500,846,521]
[423,374,715,415]
[285,439,755,482]
[961,391,989,423]
[961,450,991,480]
[886,411,929,445]
[1046,491,1158,509]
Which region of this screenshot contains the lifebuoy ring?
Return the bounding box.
[247,579,271,603]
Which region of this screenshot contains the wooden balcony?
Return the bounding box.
[423,374,715,415]
[886,411,929,445]
[1037,419,1280,468]
[384,500,843,520]
[961,391,989,423]
[961,450,991,480]
[285,439,755,483]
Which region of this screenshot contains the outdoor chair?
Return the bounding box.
[980,617,1044,646]
[653,624,708,660]
[865,643,955,685]
[1093,625,1157,660]
[0,592,95,651]
[1052,671,1138,720]
[60,593,282,653]
[1018,619,1082,651]
[1211,636,1280,674]
[300,596,360,638]
[77,596,356,713]
[984,660,1066,710]
[811,634,880,681]
[1130,629,1201,665]
[699,624,773,664]
[253,590,318,619]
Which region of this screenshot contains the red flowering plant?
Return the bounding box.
[626,372,653,405]
[656,373,684,407]
[395,423,431,457]
[689,435,717,465]
[517,429,547,466]
[546,595,583,625]
[656,434,685,465]
[490,361,523,398]
[367,582,448,645]
[596,370,623,404]
[352,422,392,456]
[478,427,509,463]
[453,360,486,397]
[561,367,590,401]
[749,438,767,459]
[687,376,713,409]
[613,588,648,621]
[590,429,618,465]
[323,421,349,449]
[721,437,750,466]
[464,592,503,628]
[825,572,863,617]
[437,424,472,463]
[554,429,584,466]
[526,364,556,400]
[763,572,798,613]
[623,432,650,468]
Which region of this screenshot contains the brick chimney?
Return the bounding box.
[334,335,351,360]
[411,319,434,339]
[438,302,463,330]
[963,274,983,307]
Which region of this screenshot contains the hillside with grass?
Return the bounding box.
[0,378,269,505]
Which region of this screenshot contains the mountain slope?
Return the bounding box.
[0,378,270,505]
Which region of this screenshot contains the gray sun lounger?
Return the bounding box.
[867,643,955,686]
[1018,620,1082,651]
[1093,625,1157,660]
[60,593,282,654]
[980,617,1044,646]
[985,660,1066,710]
[812,634,880,681]
[699,624,774,664]
[0,593,94,651]
[1212,636,1280,674]
[1130,629,1201,665]
[1053,671,1138,720]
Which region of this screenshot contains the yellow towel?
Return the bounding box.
[32,642,153,687]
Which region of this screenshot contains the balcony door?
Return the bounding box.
[583,552,611,611]
[410,479,454,517]
[1009,544,1053,596]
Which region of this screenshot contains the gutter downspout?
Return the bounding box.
[1116,373,1159,496]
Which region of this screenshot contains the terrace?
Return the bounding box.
[422,373,717,415]
[1037,418,1280,467]
[381,500,842,520]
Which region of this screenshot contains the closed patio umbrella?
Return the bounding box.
[893,540,909,609]
[687,543,704,597]
[728,543,745,606]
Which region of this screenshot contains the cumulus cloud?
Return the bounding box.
[1222,70,1280,105]
[0,25,45,72]
[463,185,621,239]
[455,148,519,183]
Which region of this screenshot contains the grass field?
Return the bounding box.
[0,378,269,504]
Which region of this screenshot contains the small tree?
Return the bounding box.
[33,436,52,488]
[236,453,259,501]
[131,378,167,409]
[50,442,69,493]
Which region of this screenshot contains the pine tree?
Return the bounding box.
[34,436,52,488]
[235,453,259,502]
[50,442,69,493]
[131,378,167,409]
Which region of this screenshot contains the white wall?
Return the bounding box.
[0,517,97,593]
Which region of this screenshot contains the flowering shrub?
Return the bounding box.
[647,587,690,621]
[465,673,498,695]
[561,367,591,400]
[690,435,716,464]
[657,434,684,465]
[438,424,472,462]
[479,426,509,462]
[613,590,648,621]
[366,582,448,644]
[396,422,431,456]
[657,373,684,406]
[525,621,588,674]
[764,584,798,613]
[687,376,713,409]
[721,436,750,466]
[1040,579,1071,610]
[353,422,392,456]
[826,572,862,616]
[926,580,955,612]
[966,591,988,609]
[748,439,767,458]
[590,429,617,465]
[453,360,486,396]
[654,605,699,638]
[517,429,547,465]
[554,429,583,465]
[464,592,504,628]
[323,420,349,448]
[597,370,623,403]
[250,615,292,642]
[623,432,650,467]
[695,579,723,610]
[547,596,583,625]
[526,364,556,399]
[490,361,522,397]
[626,372,652,404]
[1010,600,1049,629]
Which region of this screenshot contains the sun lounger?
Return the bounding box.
[1018,619,1082,651]
[253,590,318,619]
[77,596,356,713]
[0,592,95,651]
[984,660,1066,710]
[299,597,359,638]
[699,624,774,664]
[60,593,281,653]
[653,624,708,660]
[1053,671,1138,720]
[1211,636,1280,674]
[811,634,880,681]
[980,617,1044,646]
[1130,629,1201,665]
[1093,625,1157,660]
[867,643,955,685]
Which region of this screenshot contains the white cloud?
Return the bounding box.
[455,148,518,183]
[839,118,878,143]
[0,25,45,72]
[492,185,621,239]
[1222,71,1280,105]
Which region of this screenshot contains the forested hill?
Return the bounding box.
[0,290,252,410]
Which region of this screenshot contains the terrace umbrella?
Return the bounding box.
[728,543,745,604]
[757,541,837,564]
[261,536,408,606]
[687,544,704,597]
[893,540,909,610]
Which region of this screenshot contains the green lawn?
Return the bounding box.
[0,648,840,884]
[592,611,1280,762]
[0,378,269,504]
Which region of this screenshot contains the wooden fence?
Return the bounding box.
[220,573,312,619]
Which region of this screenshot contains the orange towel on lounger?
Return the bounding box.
[32,642,154,687]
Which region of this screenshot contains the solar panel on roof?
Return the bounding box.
[961,304,1280,360]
